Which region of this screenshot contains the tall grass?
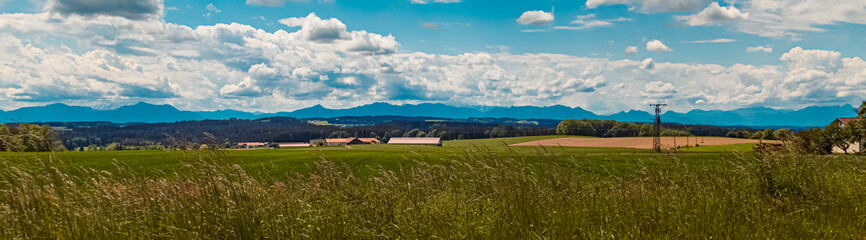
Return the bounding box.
[0,149,864,239]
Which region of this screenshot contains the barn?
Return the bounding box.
[271,142,309,148]
[387,137,442,146]
[237,142,267,148]
[324,138,364,145]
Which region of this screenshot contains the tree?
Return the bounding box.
[772,129,793,140]
[857,101,866,149]
[761,129,775,140]
[825,123,854,153]
[859,100,866,118]
[750,131,764,140]
[488,125,517,138]
[605,122,640,137]
[329,131,350,138]
[403,129,421,137]
[639,124,655,137]
[793,128,833,154]
[556,119,594,136]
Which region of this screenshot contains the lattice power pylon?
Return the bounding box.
[650,103,667,152]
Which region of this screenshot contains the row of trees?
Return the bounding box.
[556,119,691,137]
[725,129,793,140]
[557,119,796,140]
[0,123,62,152]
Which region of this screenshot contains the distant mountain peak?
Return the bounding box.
[46,102,71,107]
[0,102,857,127]
[368,102,394,106]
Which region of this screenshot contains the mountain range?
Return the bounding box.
[0,102,856,128]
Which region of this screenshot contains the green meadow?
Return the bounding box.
[3,136,706,180]
[1,136,865,239]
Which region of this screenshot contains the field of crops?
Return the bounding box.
[1,136,865,238]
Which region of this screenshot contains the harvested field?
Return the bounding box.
[512,136,780,149]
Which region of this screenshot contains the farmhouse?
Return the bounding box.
[324,137,380,145]
[237,142,267,148]
[310,139,325,146]
[831,118,863,153]
[324,138,363,145]
[271,142,309,148]
[388,137,442,146]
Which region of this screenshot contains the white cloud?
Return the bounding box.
[520,29,549,33]
[640,58,655,69]
[246,0,287,7]
[220,77,262,97]
[516,10,554,26]
[642,81,677,98]
[771,47,861,102]
[0,7,864,114]
[278,12,398,54]
[624,46,638,55]
[683,38,736,43]
[411,0,461,4]
[206,3,221,13]
[690,0,866,38]
[555,14,632,30]
[747,45,772,53]
[246,0,328,7]
[780,47,842,72]
[586,0,710,13]
[678,2,748,26]
[646,39,671,52]
[590,0,866,38]
[420,22,442,31]
[45,0,164,20]
[280,13,349,42]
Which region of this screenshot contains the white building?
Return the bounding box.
[387,137,442,146]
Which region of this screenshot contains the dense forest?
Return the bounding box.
[50,117,553,150]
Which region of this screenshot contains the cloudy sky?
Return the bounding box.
[0,0,864,114]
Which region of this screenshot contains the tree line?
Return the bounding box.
[55,117,553,151]
[556,119,698,137]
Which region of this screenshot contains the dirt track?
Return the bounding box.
[512,137,779,149]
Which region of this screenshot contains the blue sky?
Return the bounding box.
[0,0,864,114]
[146,0,866,66]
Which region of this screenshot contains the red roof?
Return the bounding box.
[836,118,857,125]
[356,138,381,143]
[325,138,355,143]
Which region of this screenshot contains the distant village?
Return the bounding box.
[237,137,443,149]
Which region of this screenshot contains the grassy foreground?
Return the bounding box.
[0,137,865,238]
